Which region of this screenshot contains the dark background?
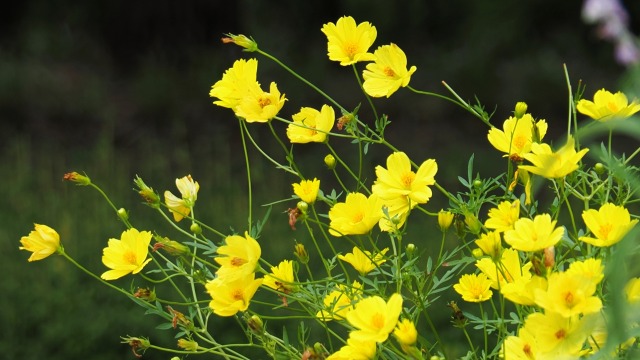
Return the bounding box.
[2,1,639,359]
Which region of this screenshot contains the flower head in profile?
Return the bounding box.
[316,280,363,321]
[164,175,200,222]
[519,136,589,179]
[347,293,403,343]
[287,105,335,143]
[487,114,548,161]
[474,231,502,259]
[485,199,520,232]
[205,272,263,317]
[234,82,287,123]
[577,88,640,121]
[321,16,377,66]
[19,224,61,262]
[293,178,320,204]
[338,247,388,275]
[372,151,437,207]
[263,259,296,294]
[101,228,153,280]
[214,232,261,281]
[328,193,383,236]
[326,337,376,360]
[209,58,260,110]
[504,214,565,252]
[454,273,493,303]
[362,43,417,98]
[393,318,418,349]
[579,203,639,247]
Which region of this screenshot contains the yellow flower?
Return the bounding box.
[362,43,417,98]
[19,224,61,262]
[321,16,377,66]
[328,192,383,236]
[484,199,520,232]
[504,214,564,252]
[522,312,597,358]
[476,248,532,290]
[534,271,602,317]
[501,327,539,360]
[519,136,589,179]
[487,114,548,160]
[500,275,547,306]
[164,175,200,222]
[209,58,260,110]
[326,337,377,360]
[316,281,363,321]
[205,272,263,317]
[393,318,418,347]
[347,293,403,343]
[101,228,153,280]
[287,105,335,143]
[576,88,640,121]
[214,232,261,281]
[234,82,286,123]
[263,260,296,293]
[625,277,640,303]
[338,247,388,275]
[579,203,639,247]
[453,273,493,302]
[292,178,320,204]
[372,152,437,210]
[437,209,454,232]
[474,231,502,259]
[566,258,604,288]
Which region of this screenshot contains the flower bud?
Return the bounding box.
[543,246,555,269]
[438,210,454,232]
[406,243,416,255]
[117,208,129,221]
[594,163,606,175]
[121,336,150,358]
[190,222,202,235]
[221,33,258,52]
[153,236,190,257]
[177,338,199,351]
[473,179,483,189]
[514,101,528,119]
[296,201,309,213]
[464,213,482,235]
[63,171,91,185]
[133,176,160,208]
[324,154,336,170]
[472,248,484,259]
[246,314,264,334]
[294,243,309,264]
[133,287,156,302]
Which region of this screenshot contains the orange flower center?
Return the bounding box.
[564,292,575,307]
[258,97,272,108]
[124,251,137,265]
[344,43,358,58]
[372,312,385,329]
[607,102,620,113]
[523,344,533,357]
[383,67,396,77]
[555,329,566,340]
[232,289,244,301]
[512,134,526,151]
[598,223,613,240]
[231,257,248,267]
[401,172,415,189]
[352,212,365,223]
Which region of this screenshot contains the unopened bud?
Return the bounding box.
[464,213,482,235]
[117,208,129,221]
[294,243,309,264]
[472,248,484,259]
[594,163,606,175]
[324,154,336,170]
[296,201,309,213]
[473,179,483,189]
[514,102,528,119]
[177,338,199,351]
[543,246,555,269]
[246,314,264,334]
[190,222,202,235]
[153,235,190,257]
[221,33,258,52]
[63,171,91,186]
[133,176,160,208]
[406,243,416,255]
[438,210,454,232]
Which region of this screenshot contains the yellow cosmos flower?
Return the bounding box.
[234,82,287,123]
[534,271,602,317]
[519,136,589,179]
[164,175,200,222]
[474,231,502,259]
[328,192,383,236]
[522,312,597,358]
[487,114,548,161]
[292,178,320,204]
[263,259,296,293]
[372,151,437,207]
[214,232,261,281]
[205,272,263,317]
[347,293,403,343]
[504,214,564,252]
[437,209,455,232]
[101,228,153,280]
[500,275,547,306]
[453,273,493,302]
[209,58,260,110]
[576,88,640,121]
[476,248,532,290]
[321,16,377,66]
[393,319,418,347]
[326,337,377,360]
[625,277,640,303]
[316,280,363,321]
[579,203,639,247]
[287,105,335,143]
[501,328,539,360]
[338,247,389,275]
[362,43,417,98]
[19,224,61,262]
[566,258,604,288]
[485,199,520,232]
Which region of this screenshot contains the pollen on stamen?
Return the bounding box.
[383,67,396,77]
[230,257,248,267]
[124,251,137,265]
[258,98,272,108]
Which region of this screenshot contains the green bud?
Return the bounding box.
[464,213,482,235]
[473,179,483,189]
[406,243,416,254]
[117,208,129,221]
[190,223,202,235]
[324,154,336,170]
[514,101,528,119]
[594,163,606,175]
[294,243,309,264]
[63,171,91,185]
[296,201,309,213]
[472,248,484,259]
[221,33,258,52]
[246,314,264,334]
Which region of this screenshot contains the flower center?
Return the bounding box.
[231,257,248,267]
[372,312,385,329]
[124,251,137,265]
[344,43,358,58]
[554,329,566,340]
[258,97,272,108]
[607,102,620,113]
[512,134,527,151]
[383,67,396,77]
[564,291,575,307]
[352,212,364,223]
[598,223,613,240]
[401,172,415,189]
[232,289,244,301]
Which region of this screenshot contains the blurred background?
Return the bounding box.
[2,0,639,359]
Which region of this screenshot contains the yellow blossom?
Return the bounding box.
[205,272,263,317]
[164,175,199,222]
[519,136,589,179]
[347,293,403,343]
[501,327,539,360]
[485,199,520,232]
[214,232,261,281]
[287,105,335,143]
[487,114,548,160]
[326,337,377,360]
[579,203,639,247]
[328,193,383,236]
[474,231,502,259]
[19,224,61,262]
[393,318,418,347]
[576,88,640,121]
[625,277,640,303]
[209,58,260,110]
[534,271,602,317]
[437,209,454,231]
[316,281,363,321]
[500,275,547,306]
[566,258,605,288]
[453,273,493,302]
[321,16,377,66]
[504,214,564,252]
[234,82,286,123]
[476,248,532,290]
[338,247,388,275]
[362,43,417,98]
[292,178,320,204]
[263,260,296,293]
[101,228,153,280]
[522,312,598,358]
[372,152,437,206]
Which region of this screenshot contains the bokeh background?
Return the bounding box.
[2,0,639,359]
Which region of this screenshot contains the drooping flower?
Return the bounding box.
[234,82,287,123]
[362,43,417,98]
[205,272,263,317]
[484,199,520,232]
[101,228,153,280]
[534,271,603,317]
[579,203,639,247]
[326,337,377,360]
[19,224,61,262]
[263,259,296,294]
[576,88,640,121]
[287,105,335,143]
[321,16,377,66]
[292,178,320,204]
[453,273,493,302]
[316,280,363,321]
[328,192,383,236]
[504,214,564,252]
[474,231,502,259]
[164,175,200,222]
[347,293,403,343]
[209,58,260,110]
[487,114,548,161]
[519,136,589,179]
[338,247,388,275]
[214,232,261,281]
